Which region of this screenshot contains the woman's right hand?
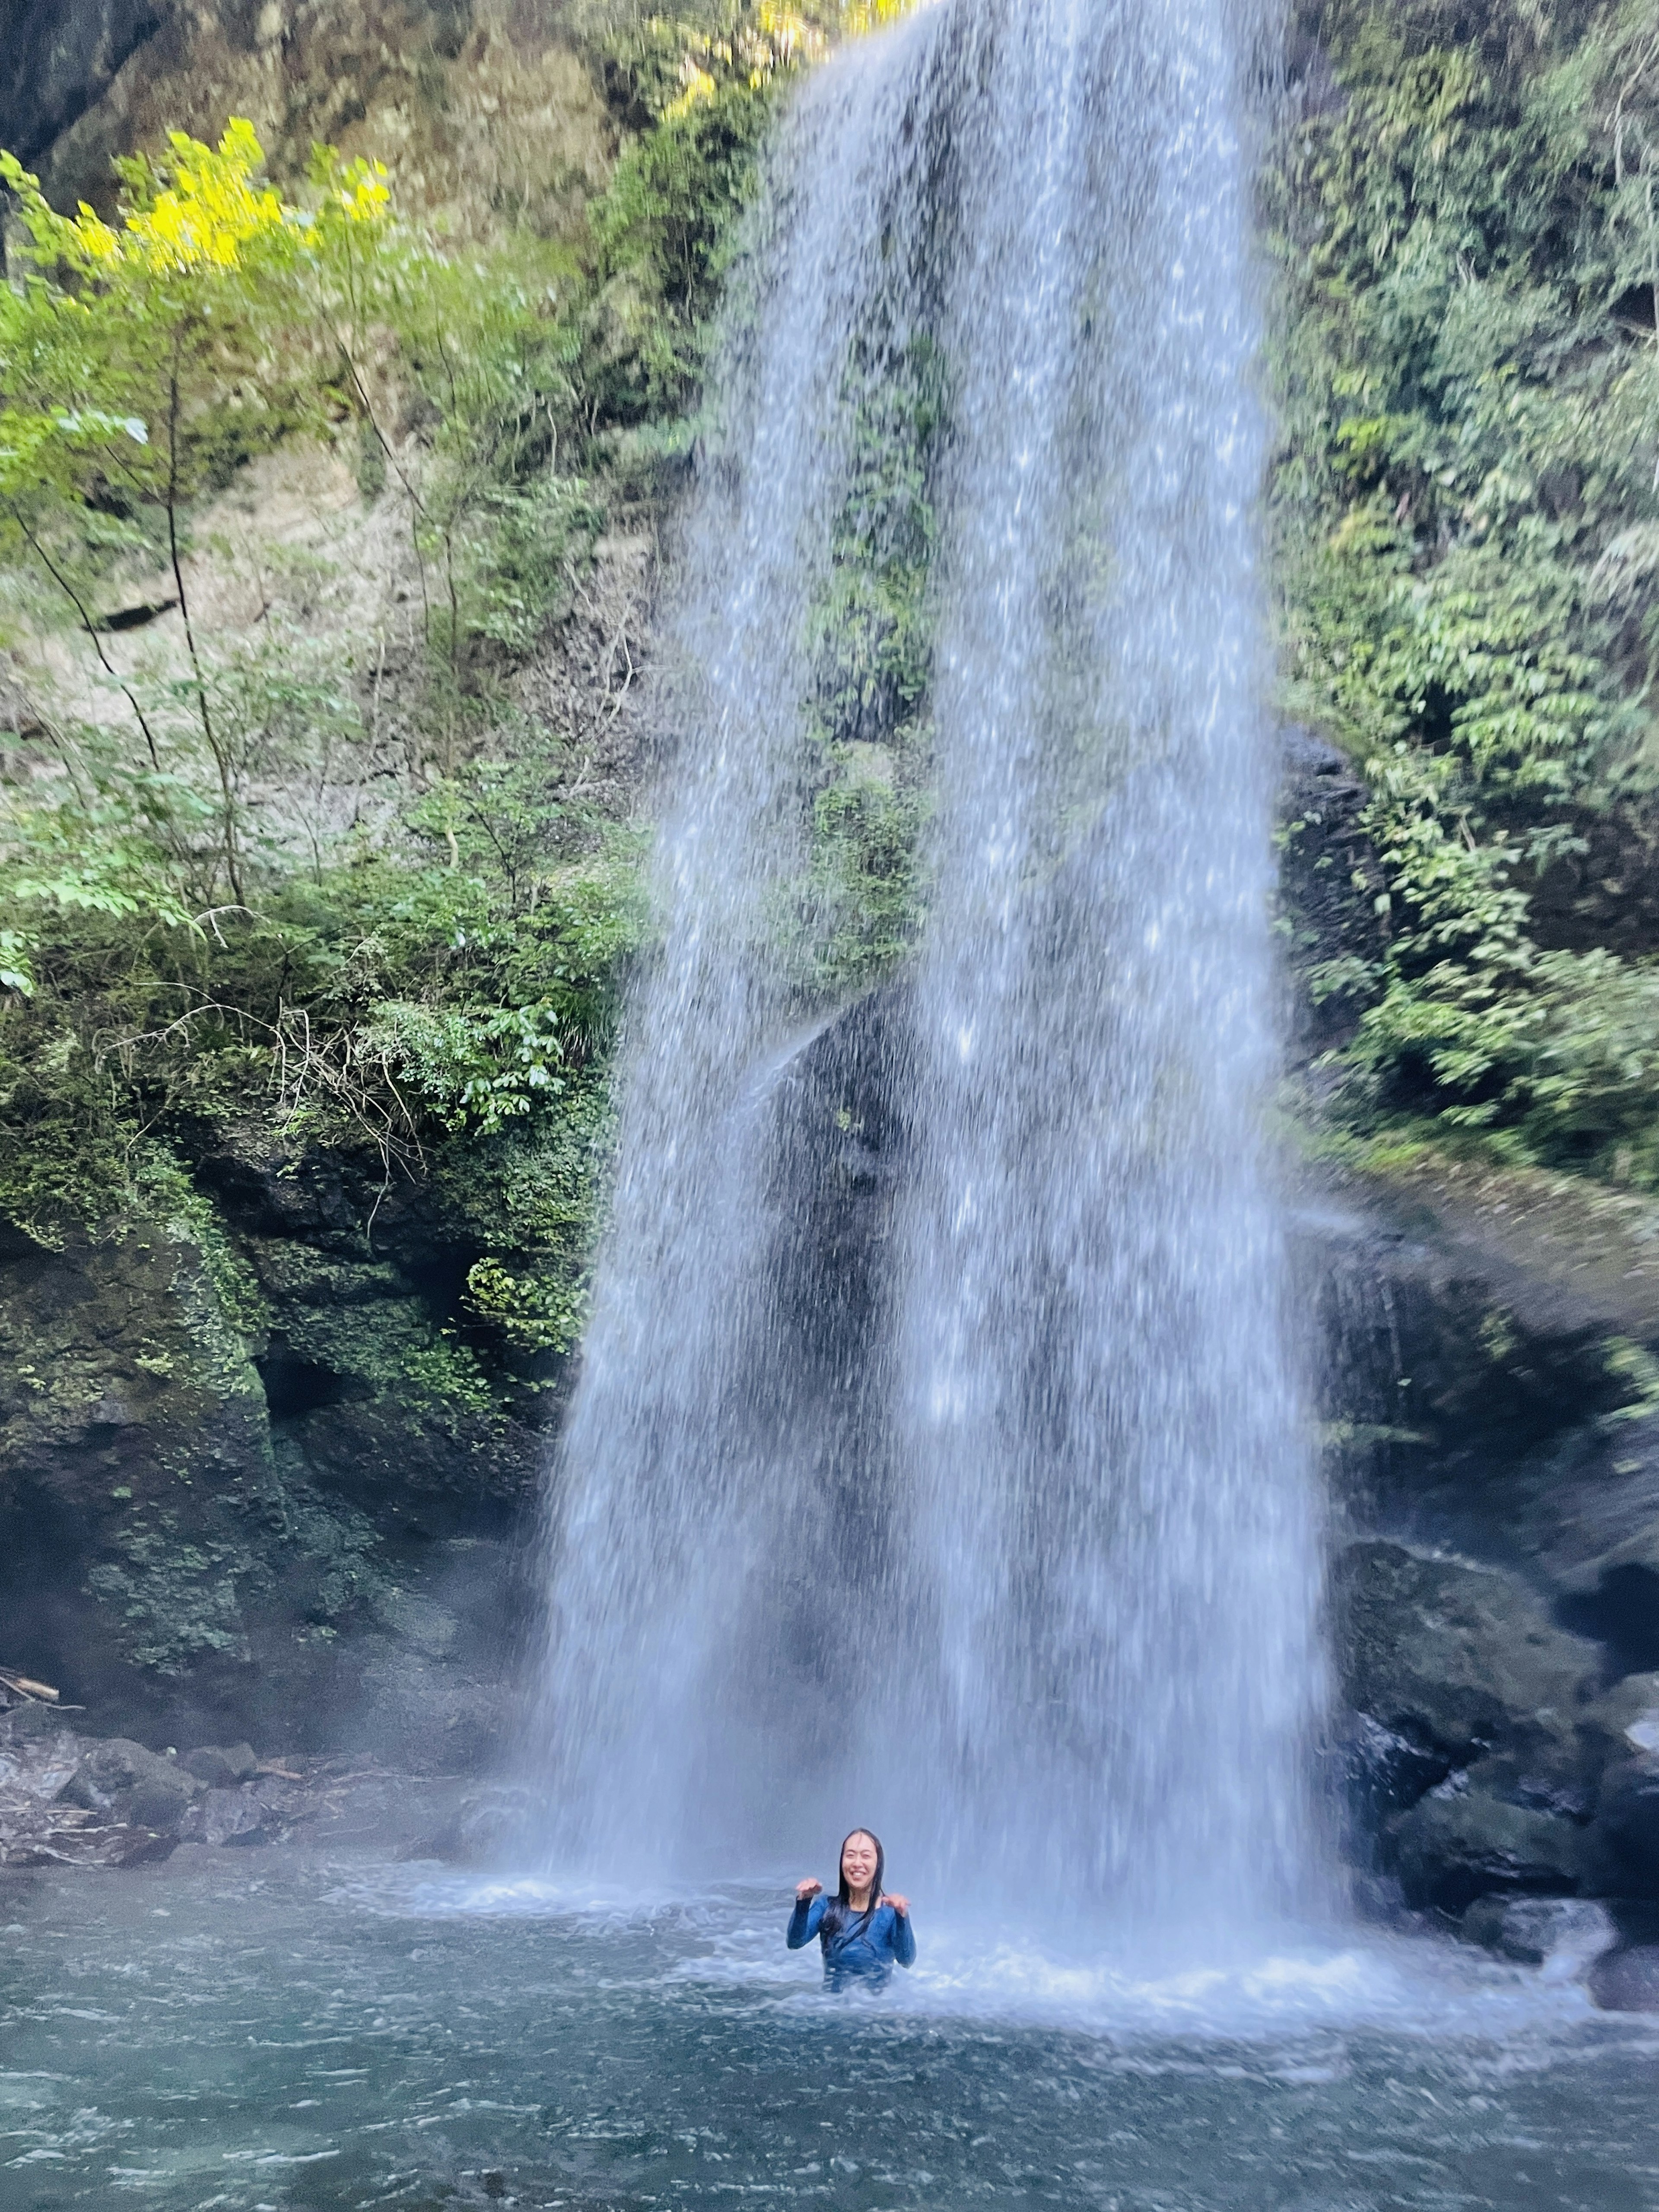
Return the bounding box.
[795,1877,823,1902]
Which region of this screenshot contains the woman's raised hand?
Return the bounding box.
[795,1877,823,1902]
[885,1893,909,1915]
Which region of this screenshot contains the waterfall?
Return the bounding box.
[527,0,1326,1956]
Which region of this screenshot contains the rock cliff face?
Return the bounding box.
[0,0,168,165]
[1311,1157,1659,1929]
[2,0,610,237]
[746,746,1659,1948]
[1277,733,1659,1938]
[0,1135,540,1762]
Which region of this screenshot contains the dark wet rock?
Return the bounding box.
[181,1786,280,1847]
[0,0,167,166]
[0,1712,178,1865]
[5,1701,67,1743]
[1587,1759,1659,1897]
[182,1742,258,1787]
[1577,1672,1659,1765]
[58,1738,198,1831]
[1465,1750,1598,1824]
[1459,1894,1617,1967]
[126,1772,197,1831]
[1337,1711,1456,1832]
[1278,728,1384,1065]
[1334,1541,1602,1770]
[1589,1944,1659,2011]
[0,1203,533,1753]
[1303,1140,1659,1910]
[1388,1783,1587,1914]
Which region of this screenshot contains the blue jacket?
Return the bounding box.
[787,1893,916,1988]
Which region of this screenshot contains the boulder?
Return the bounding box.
[181,1786,277,1847]
[1578,1674,1659,1767]
[183,1742,258,1787]
[1587,1758,1659,1896]
[1460,1894,1617,1969]
[1334,1541,1602,1768]
[6,1701,67,1743]
[58,1737,198,1831]
[1589,1944,1659,2012]
[1338,1710,1455,1830]
[1388,1781,1586,1914]
[414,1783,541,1864]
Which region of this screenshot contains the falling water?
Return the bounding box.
[528,0,1326,1955]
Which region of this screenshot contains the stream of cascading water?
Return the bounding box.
[864,0,1328,1955]
[521,26,941,1869]
[528,0,1327,1954]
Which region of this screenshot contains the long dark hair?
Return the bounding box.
[820,1828,884,1942]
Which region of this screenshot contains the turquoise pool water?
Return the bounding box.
[3,1857,1657,2211]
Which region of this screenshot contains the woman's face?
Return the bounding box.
[841,1832,878,1894]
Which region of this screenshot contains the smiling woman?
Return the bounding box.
[787,1827,916,1990]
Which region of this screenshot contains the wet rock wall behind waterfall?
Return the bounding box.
[766,738,1659,1934]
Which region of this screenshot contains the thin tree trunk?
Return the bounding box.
[164,337,243,904]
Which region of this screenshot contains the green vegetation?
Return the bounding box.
[799,330,946,996]
[0,6,898,1413]
[1271,0,1659,1187]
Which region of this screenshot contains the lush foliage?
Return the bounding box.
[1271,0,1659,1184]
[0,0,940,1420]
[0,1,834,1390]
[799,331,945,995]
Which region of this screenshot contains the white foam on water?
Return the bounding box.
[341,1866,1625,2053]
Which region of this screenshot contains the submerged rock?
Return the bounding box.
[413,1783,542,1865]
[1460,1894,1617,1969]
[1588,1944,1659,2012]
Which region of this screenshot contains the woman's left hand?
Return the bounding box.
[886,1893,909,1915]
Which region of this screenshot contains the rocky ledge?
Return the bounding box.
[1309,1151,1659,2003]
[0,1697,473,1869]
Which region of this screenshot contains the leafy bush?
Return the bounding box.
[1271,0,1659,1183]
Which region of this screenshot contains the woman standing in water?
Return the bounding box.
[788,1829,915,1989]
